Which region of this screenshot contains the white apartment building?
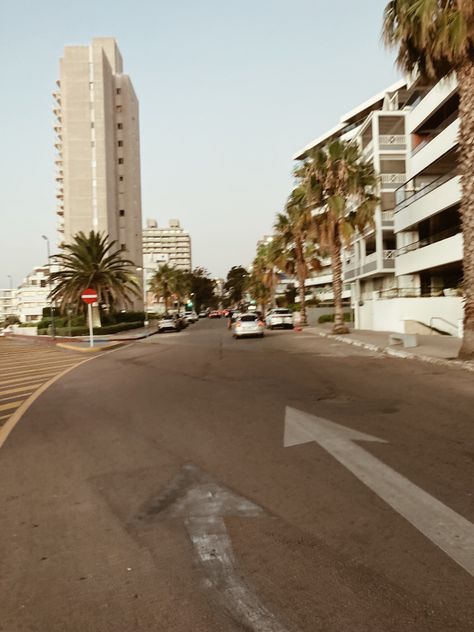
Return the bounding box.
[294,80,408,311]
[55,38,143,304]
[142,219,192,272]
[0,289,18,322]
[386,75,462,336]
[15,267,50,323]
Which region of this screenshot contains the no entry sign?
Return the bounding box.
[81,288,98,304]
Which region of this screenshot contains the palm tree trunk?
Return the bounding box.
[330,228,349,334]
[295,241,307,326]
[457,62,474,359]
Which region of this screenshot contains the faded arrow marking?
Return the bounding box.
[138,463,298,632]
[284,406,474,577]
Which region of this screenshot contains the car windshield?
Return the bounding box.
[240,315,258,322]
[273,309,291,314]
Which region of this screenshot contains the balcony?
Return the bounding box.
[395,172,460,232]
[381,210,394,227]
[409,76,457,134]
[396,232,462,276]
[411,118,459,176]
[380,173,406,189]
[378,134,406,151]
[344,250,396,281]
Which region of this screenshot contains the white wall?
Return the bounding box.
[369,297,463,335]
[396,233,462,276]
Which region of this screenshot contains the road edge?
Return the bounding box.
[0,342,133,450]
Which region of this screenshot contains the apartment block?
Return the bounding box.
[0,289,18,322]
[15,267,50,323]
[54,37,143,277]
[294,80,408,311]
[142,219,192,272]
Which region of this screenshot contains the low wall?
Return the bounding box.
[11,325,38,336]
[306,306,353,327]
[369,297,463,336]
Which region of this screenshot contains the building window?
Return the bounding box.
[117,123,123,129]
[119,210,125,217]
[118,140,123,147]
[116,88,121,95]
[119,176,124,181]
[121,243,126,251]
[116,105,122,113]
[118,158,124,164]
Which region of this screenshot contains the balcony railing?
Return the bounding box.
[381,210,394,224]
[397,227,461,256]
[380,173,406,188]
[379,134,406,148]
[375,286,462,299]
[395,168,458,213]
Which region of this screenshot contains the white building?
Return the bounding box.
[16,267,50,323]
[142,219,192,272]
[294,80,408,311]
[0,289,18,323]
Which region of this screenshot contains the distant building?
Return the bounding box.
[142,219,192,272]
[16,267,50,323]
[54,37,143,307]
[0,289,18,323]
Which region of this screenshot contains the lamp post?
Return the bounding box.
[136,266,149,326]
[42,235,56,338]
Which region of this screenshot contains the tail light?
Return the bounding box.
[235,322,241,327]
[258,320,264,326]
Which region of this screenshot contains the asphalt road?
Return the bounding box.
[0,319,473,632]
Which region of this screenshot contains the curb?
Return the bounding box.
[56,341,127,353]
[308,328,474,373]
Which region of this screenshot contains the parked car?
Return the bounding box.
[232,313,265,339]
[198,310,208,318]
[265,308,294,330]
[208,310,221,319]
[184,310,198,324]
[157,314,181,333]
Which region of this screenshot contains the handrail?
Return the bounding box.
[395,168,458,213]
[429,316,458,335]
[397,226,460,256]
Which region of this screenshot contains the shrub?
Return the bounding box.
[318,312,352,324]
[37,321,144,336]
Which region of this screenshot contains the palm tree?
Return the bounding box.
[299,140,378,334]
[49,231,140,316]
[250,241,281,314]
[274,188,321,326]
[150,264,180,312]
[382,1,474,358]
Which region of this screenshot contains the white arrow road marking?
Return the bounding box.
[139,464,298,632]
[284,406,474,577]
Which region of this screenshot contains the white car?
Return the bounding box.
[265,308,294,330]
[157,315,181,333]
[184,311,198,323]
[232,313,265,339]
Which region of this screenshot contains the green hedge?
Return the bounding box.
[37,321,144,337]
[318,312,352,324]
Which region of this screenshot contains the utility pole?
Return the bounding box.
[42,235,56,339]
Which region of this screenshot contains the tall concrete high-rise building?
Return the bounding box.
[53,38,143,272]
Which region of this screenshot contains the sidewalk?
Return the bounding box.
[304,323,472,371]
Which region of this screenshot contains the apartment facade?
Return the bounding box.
[0,289,18,323]
[15,267,50,323]
[294,81,408,313]
[142,219,192,272]
[54,38,143,289]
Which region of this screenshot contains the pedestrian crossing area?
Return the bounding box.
[0,338,87,427]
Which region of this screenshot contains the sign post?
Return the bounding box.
[81,288,98,348]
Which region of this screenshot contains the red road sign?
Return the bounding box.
[81,288,98,304]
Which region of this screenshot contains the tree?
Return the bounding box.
[383,1,474,357]
[150,264,182,312]
[273,188,321,326]
[299,140,377,334]
[185,268,216,312]
[224,266,249,306]
[49,231,140,316]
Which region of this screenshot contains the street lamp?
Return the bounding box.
[136,266,149,326]
[42,235,56,338]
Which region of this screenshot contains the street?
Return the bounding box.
[0,318,473,631]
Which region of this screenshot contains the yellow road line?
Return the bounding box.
[1,354,82,366]
[0,370,68,386]
[4,362,80,378]
[0,400,23,413]
[0,383,43,397]
[0,358,83,375]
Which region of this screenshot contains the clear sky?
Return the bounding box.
[0,0,399,286]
